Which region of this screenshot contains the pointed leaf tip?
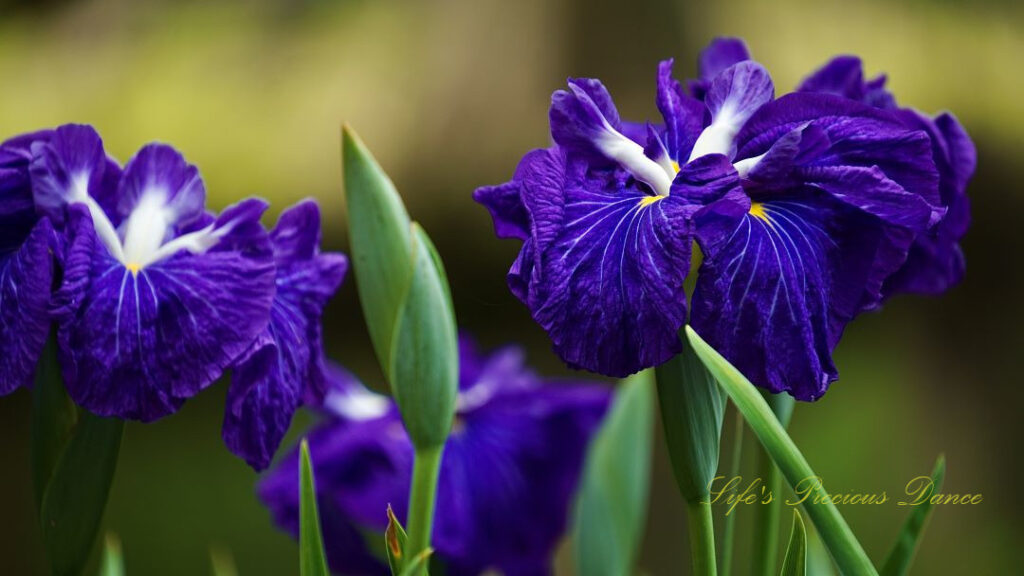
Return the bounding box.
[299,440,329,576]
[880,454,946,576]
[385,504,410,575]
[780,511,807,576]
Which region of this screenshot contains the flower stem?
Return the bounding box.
[752,392,794,576]
[687,499,718,576]
[405,444,443,574]
[720,407,744,576]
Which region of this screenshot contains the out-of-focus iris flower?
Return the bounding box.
[223,200,347,471]
[260,337,610,576]
[476,38,962,400]
[796,53,977,297]
[0,131,56,395]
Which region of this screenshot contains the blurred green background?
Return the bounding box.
[1,0,1022,574]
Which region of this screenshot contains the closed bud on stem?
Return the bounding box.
[341,124,457,451]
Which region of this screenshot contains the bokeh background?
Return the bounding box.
[1,0,1022,574]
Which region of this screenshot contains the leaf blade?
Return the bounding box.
[879,455,946,576]
[300,439,329,576]
[780,511,807,576]
[573,371,654,576]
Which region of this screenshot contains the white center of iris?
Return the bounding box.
[594,111,765,200]
[121,190,171,271]
[71,176,224,275]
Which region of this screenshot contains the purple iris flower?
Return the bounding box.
[796,54,976,297]
[476,39,949,400]
[0,131,56,395]
[35,124,277,421]
[259,337,610,576]
[223,200,348,471]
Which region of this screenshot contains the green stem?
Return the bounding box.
[686,327,877,576]
[686,500,718,576]
[406,444,443,573]
[720,407,743,576]
[753,392,794,576]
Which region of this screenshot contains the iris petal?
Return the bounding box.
[656,59,707,162]
[223,201,347,470]
[525,154,697,377]
[55,200,275,421]
[0,219,54,395]
[693,201,837,400]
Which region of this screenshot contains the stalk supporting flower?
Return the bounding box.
[342,126,459,572]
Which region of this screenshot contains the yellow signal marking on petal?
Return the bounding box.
[749,201,770,222]
[671,161,680,174]
[638,195,664,208]
[126,263,141,277]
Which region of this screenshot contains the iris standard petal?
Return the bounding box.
[689,61,774,162]
[223,200,347,470]
[689,37,752,100]
[656,59,707,162]
[798,55,896,109]
[54,199,275,421]
[30,124,122,230]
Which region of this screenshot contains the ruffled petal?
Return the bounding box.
[473,179,529,240]
[55,200,275,421]
[798,56,896,109]
[223,201,347,470]
[524,154,706,377]
[737,93,941,219]
[0,218,54,395]
[692,199,839,400]
[884,111,976,296]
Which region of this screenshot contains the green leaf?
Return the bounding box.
[879,455,946,576]
[385,505,409,575]
[342,124,413,379]
[98,533,124,576]
[573,371,654,576]
[33,335,125,576]
[684,326,877,576]
[780,511,807,576]
[388,224,458,450]
[654,334,725,503]
[31,335,78,514]
[300,439,329,576]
